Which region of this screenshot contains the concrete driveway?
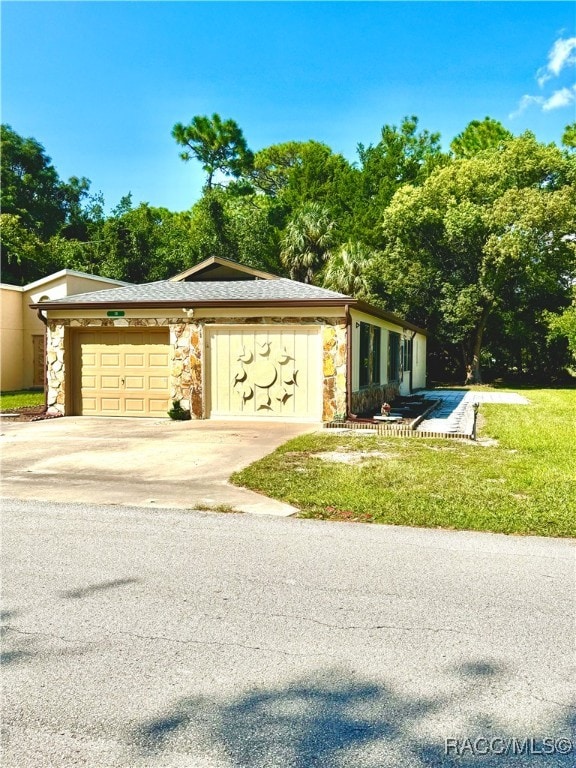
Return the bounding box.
[0,417,317,515]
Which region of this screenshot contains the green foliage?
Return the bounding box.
[545,287,576,359]
[232,388,576,537]
[4,117,575,385]
[167,400,191,420]
[355,116,446,246]
[381,133,576,381]
[561,122,576,150]
[172,113,253,190]
[450,117,513,158]
[280,203,335,284]
[322,241,376,299]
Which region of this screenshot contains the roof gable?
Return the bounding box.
[170,256,279,283]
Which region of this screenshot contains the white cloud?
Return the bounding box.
[536,36,576,87]
[542,85,576,111]
[511,34,576,118]
[509,94,543,119]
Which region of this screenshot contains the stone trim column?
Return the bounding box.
[322,322,347,421]
[46,322,66,415]
[169,321,203,419]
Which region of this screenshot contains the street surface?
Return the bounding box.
[2,499,574,767]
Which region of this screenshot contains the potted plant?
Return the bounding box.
[167,400,191,421]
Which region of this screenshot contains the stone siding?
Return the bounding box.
[351,383,400,416]
[321,323,347,421]
[46,322,66,415]
[45,315,347,420]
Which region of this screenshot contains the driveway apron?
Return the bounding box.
[1,417,316,515]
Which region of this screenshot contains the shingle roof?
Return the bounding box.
[39,278,350,306]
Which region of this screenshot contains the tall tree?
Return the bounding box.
[450,117,513,158]
[172,113,253,190]
[380,133,576,383]
[355,116,445,246]
[323,242,375,299]
[562,122,576,150]
[280,203,335,284]
[1,124,90,240]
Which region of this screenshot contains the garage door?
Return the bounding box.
[73,329,170,417]
[207,326,321,420]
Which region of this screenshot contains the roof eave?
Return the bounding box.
[353,300,428,336]
[32,298,354,311]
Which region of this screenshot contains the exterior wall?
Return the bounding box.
[349,308,404,414]
[411,332,427,389]
[0,286,24,391]
[44,312,347,421]
[1,272,127,392]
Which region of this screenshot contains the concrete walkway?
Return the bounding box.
[416,389,530,435]
[1,417,317,516]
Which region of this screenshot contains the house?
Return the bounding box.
[31,257,427,421]
[1,270,130,392]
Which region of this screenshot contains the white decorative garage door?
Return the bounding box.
[73,329,170,417]
[207,326,321,420]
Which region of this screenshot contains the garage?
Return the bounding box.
[73,328,170,417]
[207,326,321,420]
[36,256,427,421]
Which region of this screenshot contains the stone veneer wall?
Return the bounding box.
[350,382,400,416]
[46,322,66,414]
[45,315,348,420]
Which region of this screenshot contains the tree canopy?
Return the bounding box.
[172,113,253,190]
[4,116,575,383]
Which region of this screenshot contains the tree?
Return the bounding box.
[562,122,576,150]
[280,203,335,284]
[381,133,576,383]
[323,242,375,299]
[1,124,90,240]
[250,141,305,197]
[355,116,445,247]
[545,287,576,360]
[172,114,253,190]
[0,213,58,284]
[450,117,513,158]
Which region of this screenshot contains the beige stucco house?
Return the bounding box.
[1,270,129,392]
[32,257,427,421]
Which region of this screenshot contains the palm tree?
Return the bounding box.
[280,203,335,284]
[323,241,375,298]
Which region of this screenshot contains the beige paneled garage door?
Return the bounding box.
[73,329,170,417]
[207,326,321,420]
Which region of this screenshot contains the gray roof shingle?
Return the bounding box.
[40,278,350,305]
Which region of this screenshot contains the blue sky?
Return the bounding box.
[2,1,575,213]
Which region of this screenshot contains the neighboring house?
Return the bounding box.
[32,257,427,421]
[1,270,130,392]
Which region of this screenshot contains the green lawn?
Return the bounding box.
[0,390,44,411]
[232,388,576,537]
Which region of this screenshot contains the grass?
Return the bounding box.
[232,388,576,537]
[0,389,44,411]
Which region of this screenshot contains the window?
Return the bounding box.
[388,332,400,381]
[402,338,413,372]
[359,322,381,387]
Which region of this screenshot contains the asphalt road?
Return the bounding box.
[2,499,574,768]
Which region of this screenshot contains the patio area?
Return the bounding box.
[415,389,530,436]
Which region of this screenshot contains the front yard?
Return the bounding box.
[0,389,44,411]
[232,388,576,537]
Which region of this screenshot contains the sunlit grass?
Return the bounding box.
[0,390,44,410]
[232,388,576,537]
